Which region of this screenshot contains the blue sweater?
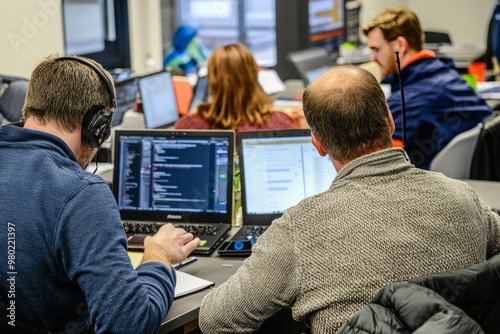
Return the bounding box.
[388,55,492,169]
[0,125,176,333]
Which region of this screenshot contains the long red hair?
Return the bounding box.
[197,44,273,130]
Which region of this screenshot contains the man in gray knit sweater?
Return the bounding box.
[199,66,500,333]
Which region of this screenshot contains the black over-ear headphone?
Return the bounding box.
[57,56,117,148]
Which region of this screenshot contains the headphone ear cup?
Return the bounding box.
[82,105,112,148]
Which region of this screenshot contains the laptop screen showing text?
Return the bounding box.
[189,75,208,111]
[112,77,138,127]
[241,135,336,216]
[139,71,179,129]
[116,134,230,216]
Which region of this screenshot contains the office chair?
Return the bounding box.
[470,111,500,181]
[337,253,500,334]
[429,122,483,179]
[424,30,452,45]
[0,76,29,124]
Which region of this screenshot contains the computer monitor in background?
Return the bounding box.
[112,76,139,127]
[138,71,179,129]
[309,0,345,54]
[287,47,332,85]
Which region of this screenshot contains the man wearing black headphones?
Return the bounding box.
[0,55,199,333]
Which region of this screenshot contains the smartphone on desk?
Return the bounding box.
[217,240,253,256]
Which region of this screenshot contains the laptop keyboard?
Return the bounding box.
[123,221,220,236]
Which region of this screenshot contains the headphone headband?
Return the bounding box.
[57,56,117,110]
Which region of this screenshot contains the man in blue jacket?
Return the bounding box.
[363,7,492,169]
[0,55,200,333]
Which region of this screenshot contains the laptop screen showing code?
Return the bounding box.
[115,133,231,214]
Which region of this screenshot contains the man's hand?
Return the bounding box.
[140,224,200,269]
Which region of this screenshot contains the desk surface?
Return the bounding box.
[157,255,245,333]
[129,226,246,334]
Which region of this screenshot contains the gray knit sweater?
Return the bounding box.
[199,148,500,334]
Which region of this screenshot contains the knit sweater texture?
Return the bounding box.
[199,148,500,333]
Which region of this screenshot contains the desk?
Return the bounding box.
[157,255,245,333]
[129,227,246,334]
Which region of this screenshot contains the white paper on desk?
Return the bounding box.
[477,81,500,99]
[258,69,286,95]
[174,271,215,298]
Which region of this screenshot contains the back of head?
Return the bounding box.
[23,55,114,133]
[303,66,392,163]
[207,43,263,100]
[201,43,272,129]
[362,6,423,51]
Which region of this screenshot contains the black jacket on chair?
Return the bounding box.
[470,112,500,181]
[337,253,500,334]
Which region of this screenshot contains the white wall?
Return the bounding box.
[0,0,64,78]
[0,0,164,79]
[0,0,495,78]
[360,0,496,46]
[128,0,163,74]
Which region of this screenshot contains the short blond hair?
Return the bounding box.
[362,7,423,51]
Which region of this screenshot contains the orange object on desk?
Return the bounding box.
[173,76,194,116]
[281,107,308,129]
[468,62,486,82]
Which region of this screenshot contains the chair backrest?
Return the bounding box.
[470,112,500,181]
[424,30,452,45]
[429,122,483,179]
[0,78,29,123]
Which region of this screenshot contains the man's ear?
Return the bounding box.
[395,36,409,55]
[388,108,395,135]
[311,132,328,157]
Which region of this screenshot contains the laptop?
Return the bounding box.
[219,129,337,256]
[113,129,235,255]
[111,76,139,127]
[138,71,179,129]
[189,74,209,112]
